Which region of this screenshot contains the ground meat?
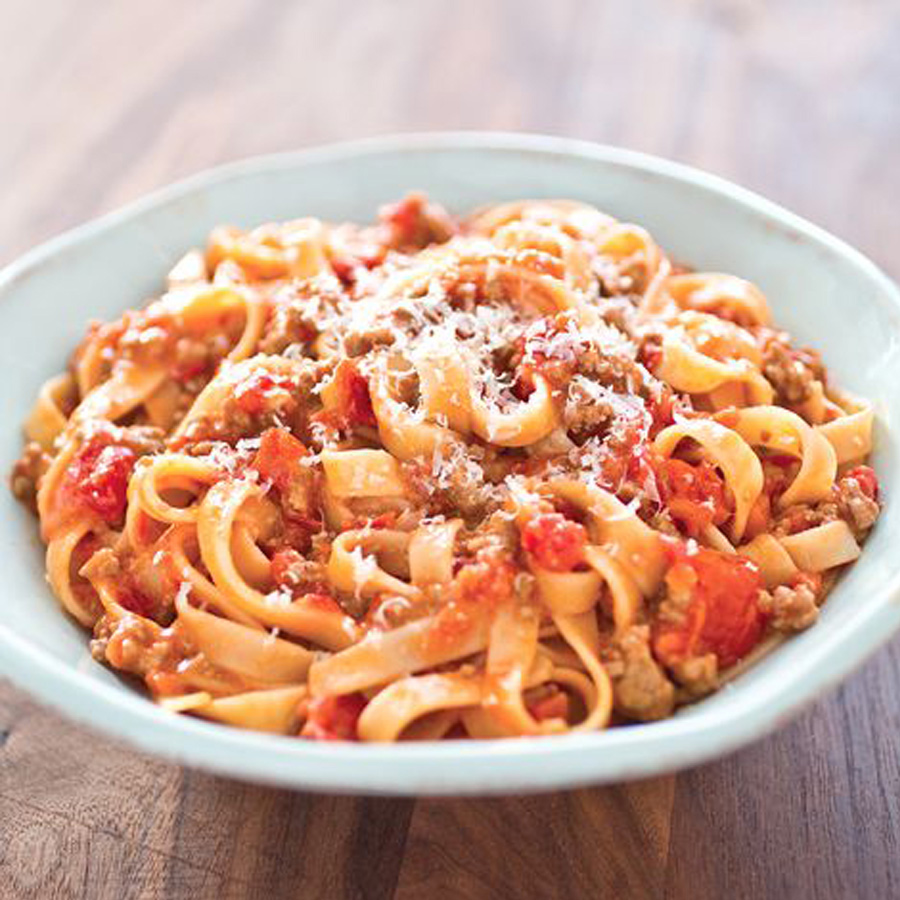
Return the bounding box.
[670,653,718,697]
[594,253,654,297]
[174,415,250,449]
[336,254,448,347]
[648,509,682,538]
[91,612,162,676]
[170,438,215,457]
[175,361,325,449]
[342,325,397,358]
[274,555,328,594]
[774,476,880,541]
[10,442,50,510]
[562,376,615,439]
[402,445,503,525]
[761,336,824,405]
[116,425,166,457]
[597,296,639,338]
[378,193,457,252]
[772,501,839,537]
[260,276,347,356]
[759,582,819,632]
[513,315,644,398]
[576,344,644,395]
[834,475,880,537]
[181,413,250,450]
[105,313,173,364]
[260,303,316,355]
[457,513,519,561]
[81,545,120,581]
[655,576,690,628]
[603,625,675,721]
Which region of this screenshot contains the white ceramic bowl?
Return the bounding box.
[1,133,898,795]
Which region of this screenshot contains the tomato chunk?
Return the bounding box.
[47,436,137,535]
[520,512,588,572]
[250,428,308,493]
[843,465,879,500]
[653,544,765,669]
[78,443,136,523]
[302,693,367,741]
[639,339,663,373]
[333,360,377,428]
[657,458,731,538]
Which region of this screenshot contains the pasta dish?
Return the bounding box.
[11,195,880,742]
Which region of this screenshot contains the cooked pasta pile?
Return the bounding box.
[12,195,880,741]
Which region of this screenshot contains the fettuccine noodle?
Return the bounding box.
[10,194,881,742]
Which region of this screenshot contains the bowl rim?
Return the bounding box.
[1,131,899,795]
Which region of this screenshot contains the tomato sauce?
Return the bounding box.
[233,370,298,416]
[426,550,517,654]
[520,512,588,572]
[302,693,367,740]
[528,689,569,722]
[656,457,731,538]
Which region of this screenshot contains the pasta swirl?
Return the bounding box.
[11,194,880,741]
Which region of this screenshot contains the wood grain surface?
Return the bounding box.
[1,1,899,897]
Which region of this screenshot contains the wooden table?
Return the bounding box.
[2,2,899,897]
